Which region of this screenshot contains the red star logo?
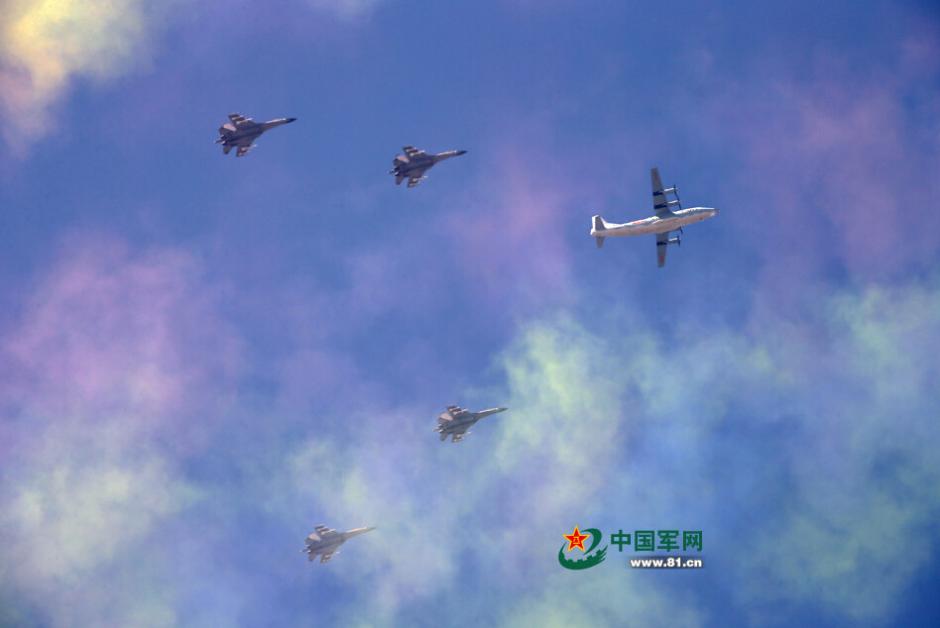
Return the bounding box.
[564,526,590,552]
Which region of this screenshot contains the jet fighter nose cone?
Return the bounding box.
[456,150,467,156]
[286,117,297,123]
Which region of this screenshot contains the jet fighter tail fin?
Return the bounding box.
[592,215,606,248]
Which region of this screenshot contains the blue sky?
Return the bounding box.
[1,1,939,626]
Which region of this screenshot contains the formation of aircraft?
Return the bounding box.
[435,405,508,443]
[213,115,718,565]
[303,525,375,563]
[389,146,467,187]
[216,113,297,157]
[216,116,718,266]
[590,167,719,267]
[303,403,508,565]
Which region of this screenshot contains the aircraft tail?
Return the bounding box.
[592,215,606,248]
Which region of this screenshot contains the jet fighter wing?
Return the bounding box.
[441,406,467,420]
[315,525,334,535]
[407,176,423,188]
[651,167,675,218]
[402,145,424,159]
[656,231,670,268]
[236,145,252,157]
[228,113,253,127]
[320,551,335,563]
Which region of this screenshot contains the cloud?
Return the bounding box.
[733,282,940,622]
[499,282,940,624]
[0,0,166,152]
[499,574,703,628]
[275,276,939,625]
[440,138,579,316]
[0,0,384,154]
[0,233,241,626]
[2,229,936,626]
[276,312,700,626]
[692,33,940,285]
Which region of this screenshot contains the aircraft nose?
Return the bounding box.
[456,150,467,156]
[286,117,297,123]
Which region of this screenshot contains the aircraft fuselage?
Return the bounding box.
[303,526,375,561]
[591,207,718,238]
[217,118,296,146]
[391,150,466,178]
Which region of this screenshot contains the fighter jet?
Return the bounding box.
[216,113,296,157]
[389,146,466,187]
[590,167,719,267]
[435,405,507,443]
[302,524,375,564]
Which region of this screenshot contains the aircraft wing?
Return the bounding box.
[315,525,335,535]
[320,551,335,563]
[407,176,423,188]
[228,113,253,127]
[440,406,467,421]
[656,231,670,268]
[651,167,674,218]
[236,145,251,157]
[402,145,424,159]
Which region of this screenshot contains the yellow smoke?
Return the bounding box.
[0,0,153,151]
[0,1,381,152]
